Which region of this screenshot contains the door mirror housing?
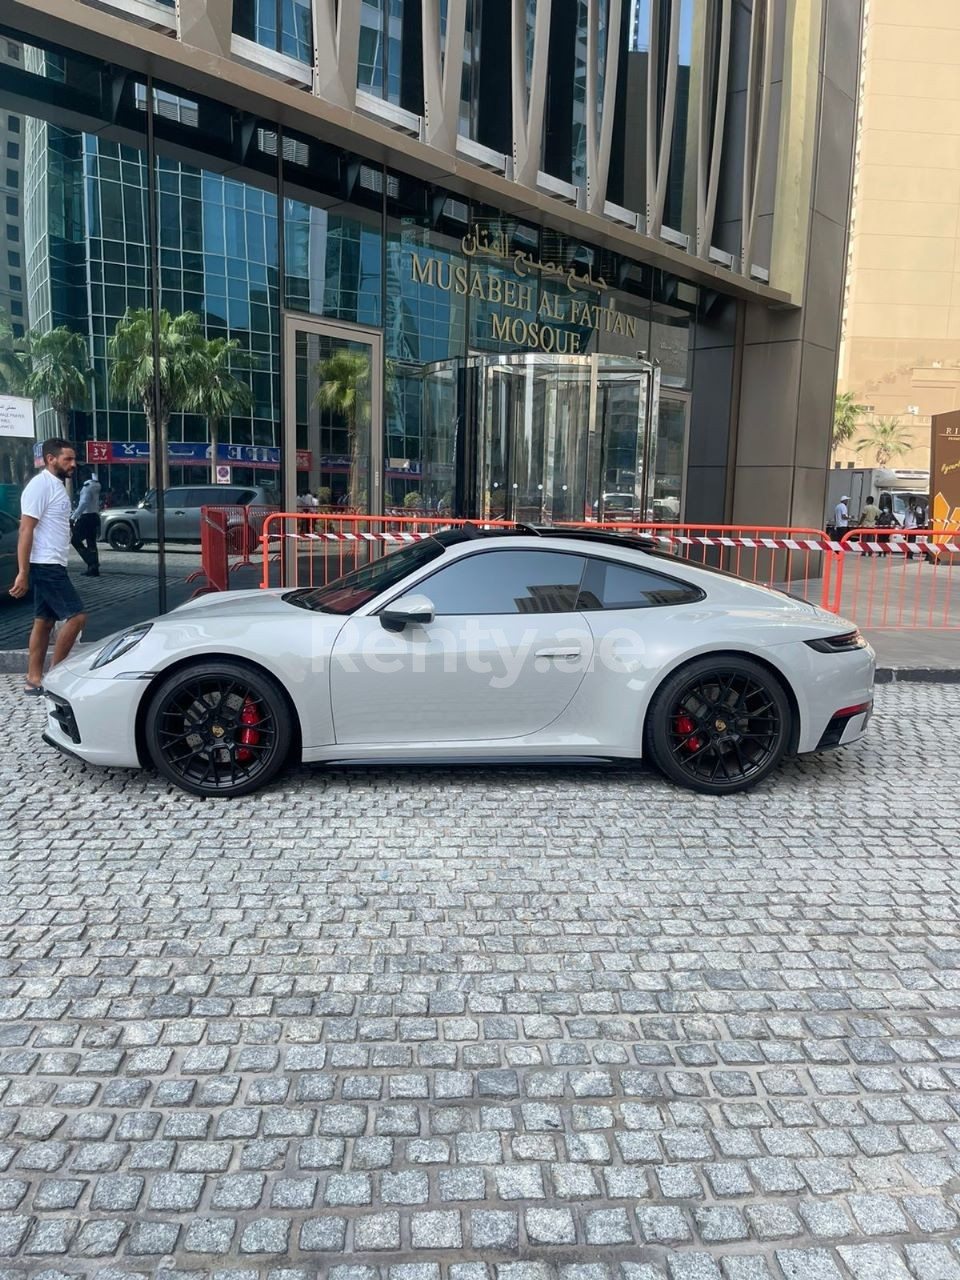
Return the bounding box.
[380,593,435,632]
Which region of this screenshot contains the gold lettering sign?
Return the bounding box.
[409,250,637,355]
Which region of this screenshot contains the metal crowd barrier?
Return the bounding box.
[255,513,833,598]
[821,527,960,628]
[188,505,279,596]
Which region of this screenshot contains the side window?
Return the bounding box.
[162,488,190,507]
[578,558,704,609]
[235,490,257,505]
[417,550,587,616]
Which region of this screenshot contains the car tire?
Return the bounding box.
[144,660,292,798]
[106,522,142,552]
[644,654,792,795]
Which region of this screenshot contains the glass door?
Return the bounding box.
[283,314,383,515]
[651,392,690,521]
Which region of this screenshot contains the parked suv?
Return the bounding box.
[100,484,279,551]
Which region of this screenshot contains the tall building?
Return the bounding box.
[837,0,960,472]
[0,38,25,339]
[2,0,863,532]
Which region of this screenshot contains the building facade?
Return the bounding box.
[0,0,861,539]
[837,0,960,473]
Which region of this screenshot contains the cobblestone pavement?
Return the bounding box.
[3,676,960,1280]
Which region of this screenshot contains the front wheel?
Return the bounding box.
[644,656,792,795]
[144,660,292,797]
[106,522,142,552]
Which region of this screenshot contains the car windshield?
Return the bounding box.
[284,537,448,614]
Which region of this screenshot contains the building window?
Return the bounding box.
[6,42,19,60]
[10,299,22,316]
[5,196,17,216]
[358,0,422,112]
[8,115,19,133]
[9,275,21,292]
[6,223,17,242]
[7,250,19,267]
[7,142,19,160]
[233,0,312,63]
[6,169,18,189]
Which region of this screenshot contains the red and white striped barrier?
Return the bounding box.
[264,527,960,554]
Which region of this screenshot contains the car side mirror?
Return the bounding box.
[380,593,435,632]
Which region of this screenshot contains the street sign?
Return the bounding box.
[0,395,35,439]
[215,464,232,484]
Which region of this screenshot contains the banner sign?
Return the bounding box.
[931,409,960,530]
[85,441,312,470]
[0,395,35,439]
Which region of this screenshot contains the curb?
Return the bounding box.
[1,647,958,684]
[874,667,960,684]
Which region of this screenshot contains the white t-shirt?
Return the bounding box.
[21,469,72,566]
[834,501,849,527]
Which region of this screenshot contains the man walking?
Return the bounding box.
[71,469,101,577]
[8,438,87,695]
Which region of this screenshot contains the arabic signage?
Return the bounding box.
[409,224,640,355]
[0,395,35,439]
[931,409,960,530]
[85,441,312,470]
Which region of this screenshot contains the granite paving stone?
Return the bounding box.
[2,681,960,1278]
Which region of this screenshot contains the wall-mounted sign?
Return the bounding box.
[408,226,641,356]
[931,408,960,530]
[215,465,232,484]
[85,442,312,470]
[0,395,35,439]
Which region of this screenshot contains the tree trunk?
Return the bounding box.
[160,411,171,491]
[209,416,219,484]
[348,413,366,511]
[58,405,75,501]
[145,404,158,492]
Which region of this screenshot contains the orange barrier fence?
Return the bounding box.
[256,513,832,597]
[187,505,279,596]
[821,527,960,628]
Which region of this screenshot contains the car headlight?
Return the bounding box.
[805,630,867,654]
[91,623,153,670]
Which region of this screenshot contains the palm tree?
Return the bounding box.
[833,391,866,451]
[23,326,92,437]
[0,315,28,395]
[187,337,253,482]
[855,416,914,467]
[108,308,203,490]
[315,348,373,510]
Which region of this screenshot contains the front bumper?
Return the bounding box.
[791,642,875,754]
[42,666,145,769]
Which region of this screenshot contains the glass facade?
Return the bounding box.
[0,20,702,651]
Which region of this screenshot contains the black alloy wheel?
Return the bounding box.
[144,660,291,797]
[645,655,791,794]
[106,522,142,552]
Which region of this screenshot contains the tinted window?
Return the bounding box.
[160,488,191,506]
[421,551,587,616]
[579,558,703,609]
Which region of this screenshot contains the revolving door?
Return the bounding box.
[420,353,666,523]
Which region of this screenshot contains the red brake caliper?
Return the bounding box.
[236,696,261,763]
[675,713,701,753]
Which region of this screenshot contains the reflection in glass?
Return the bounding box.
[297,332,374,511]
[233,0,313,62]
[651,393,688,520]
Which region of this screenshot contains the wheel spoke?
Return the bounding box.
[155,676,280,792]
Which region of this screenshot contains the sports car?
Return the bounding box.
[41,527,875,797]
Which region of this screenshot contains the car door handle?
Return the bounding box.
[535,647,581,659]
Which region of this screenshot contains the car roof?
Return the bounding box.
[436,524,662,556]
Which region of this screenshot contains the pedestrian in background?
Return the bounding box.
[71,469,101,577]
[830,494,850,540]
[8,438,87,695]
[858,494,878,556]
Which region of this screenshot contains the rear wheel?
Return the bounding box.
[106,522,142,552]
[144,660,291,797]
[645,655,791,794]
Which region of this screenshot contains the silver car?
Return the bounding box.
[42,527,876,799]
[99,484,279,551]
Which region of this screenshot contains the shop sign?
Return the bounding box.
[931,409,960,529]
[85,441,312,469]
[409,226,640,355]
[0,395,35,439]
